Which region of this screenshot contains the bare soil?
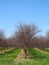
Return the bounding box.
[14,49,31,62]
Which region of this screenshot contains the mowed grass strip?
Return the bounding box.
[28,48,49,65]
[0,48,21,65]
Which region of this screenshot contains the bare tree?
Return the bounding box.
[0,30,7,48]
[46,31,49,38]
[45,31,49,48]
[7,37,19,48]
[14,24,39,58]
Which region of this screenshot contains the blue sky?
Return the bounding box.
[0,0,49,37]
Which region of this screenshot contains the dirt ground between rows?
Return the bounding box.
[14,49,31,62]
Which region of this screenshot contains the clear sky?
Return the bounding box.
[0,0,49,37]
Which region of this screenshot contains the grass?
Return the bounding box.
[15,48,49,65]
[0,47,14,54]
[40,48,49,52]
[0,48,21,65]
[28,48,49,65]
[0,48,49,65]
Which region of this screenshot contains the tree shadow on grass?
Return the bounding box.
[29,49,49,60]
[30,54,47,59]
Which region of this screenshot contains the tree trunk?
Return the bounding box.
[24,50,27,59]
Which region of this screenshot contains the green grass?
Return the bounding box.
[28,48,49,65]
[0,48,49,65]
[0,47,14,54]
[0,48,21,65]
[15,48,49,65]
[40,48,49,52]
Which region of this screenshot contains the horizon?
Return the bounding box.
[0,0,49,37]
